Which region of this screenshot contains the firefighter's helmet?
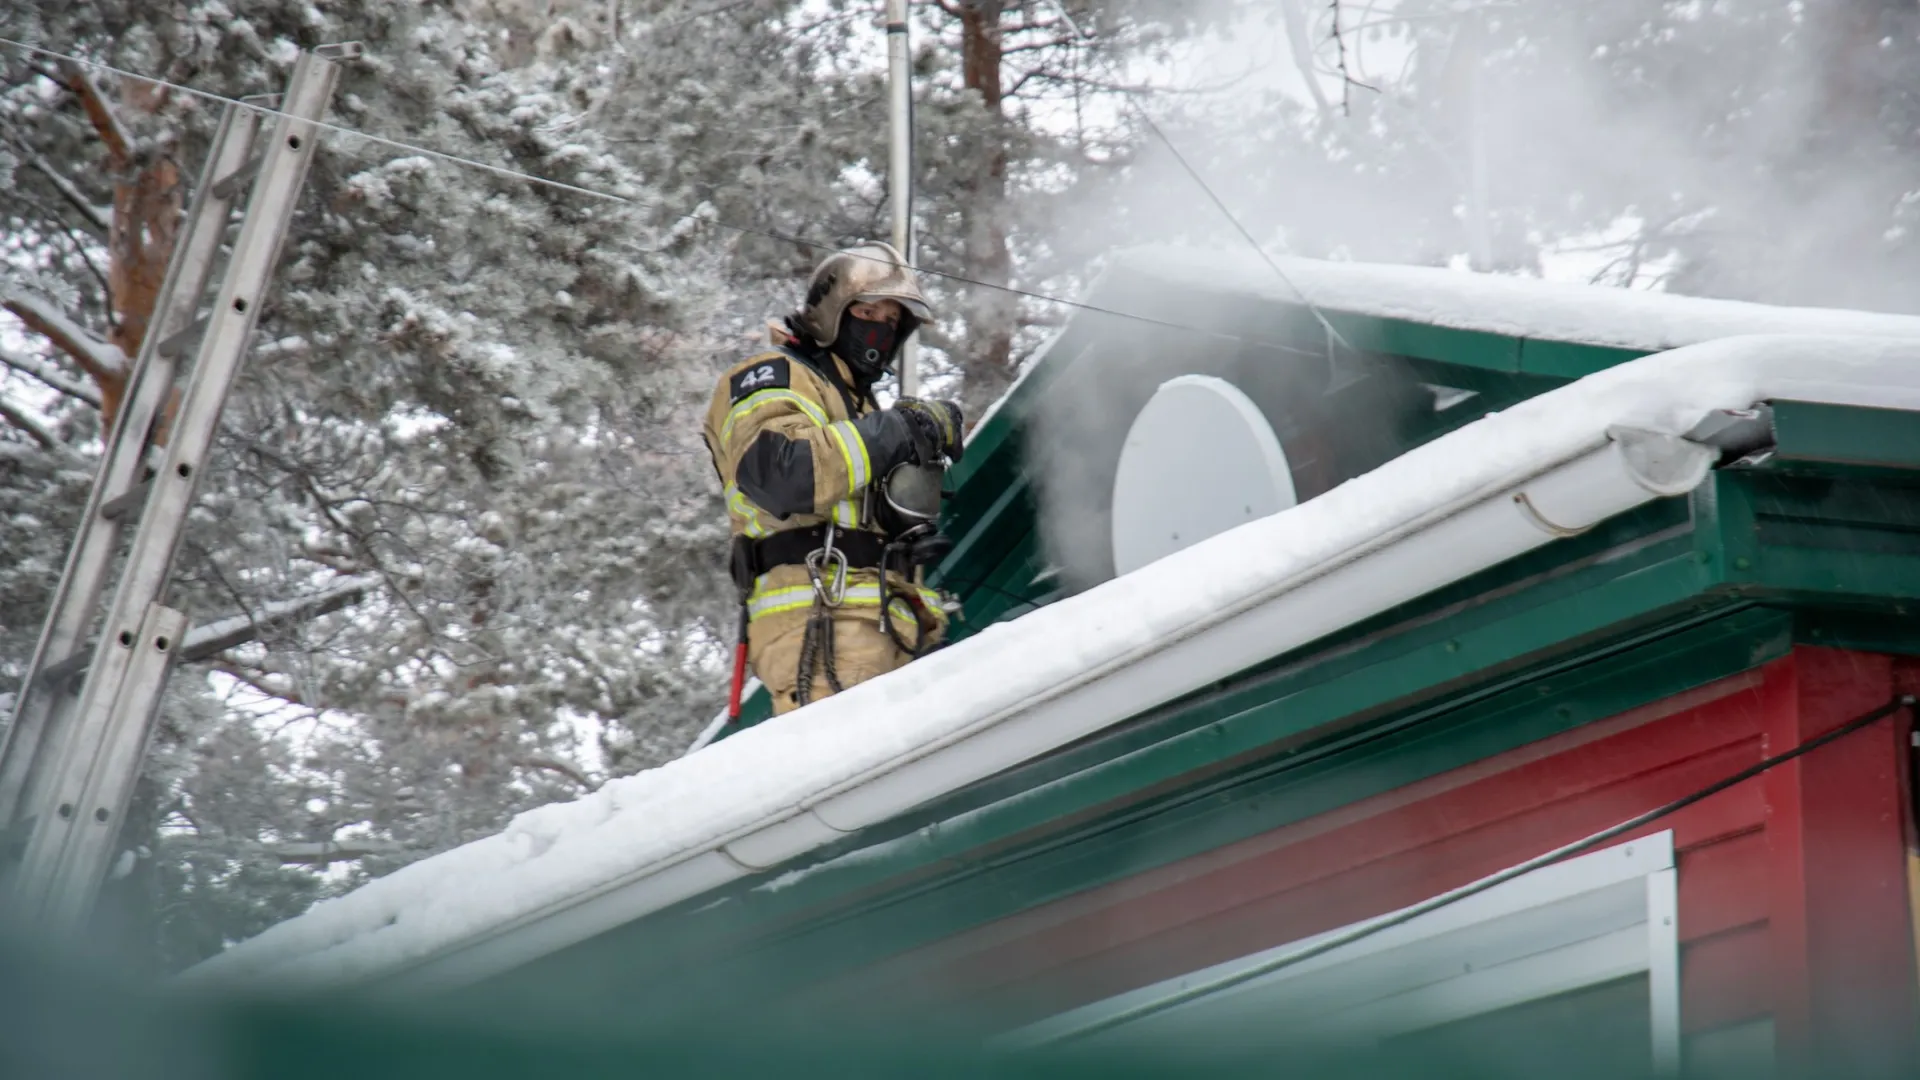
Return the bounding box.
[795,241,932,349]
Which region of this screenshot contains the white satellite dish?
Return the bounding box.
[1111,375,1297,576]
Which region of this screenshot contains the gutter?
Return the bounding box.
[381,425,1717,993]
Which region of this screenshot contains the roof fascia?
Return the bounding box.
[380,429,1713,993]
[481,607,1788,1021]
[646,522,1721,927]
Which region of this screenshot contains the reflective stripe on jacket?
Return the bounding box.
[701,336,919,597]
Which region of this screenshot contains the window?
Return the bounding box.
[1006,831,1680,1075]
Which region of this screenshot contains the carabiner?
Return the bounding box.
[806,523,849,608]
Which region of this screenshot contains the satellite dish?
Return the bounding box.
[1111,375,1297,576]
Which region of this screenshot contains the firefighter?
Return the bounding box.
[703,241,966,716]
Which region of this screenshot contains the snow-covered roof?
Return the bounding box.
[970,248,1920,442]
[1115,246,1920,354]
[185,332,1920,993]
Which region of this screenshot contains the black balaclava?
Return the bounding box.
[832,309,917,384]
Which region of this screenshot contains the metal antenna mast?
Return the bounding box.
[0,44,358,933]
[887,0,918,397]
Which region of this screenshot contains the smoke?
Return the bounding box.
[1015,0,1920,592]
[1090,1,1920,304]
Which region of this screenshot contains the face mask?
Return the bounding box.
[834,315,899,379]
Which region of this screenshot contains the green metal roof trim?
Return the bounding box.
[462,402,1920,1027]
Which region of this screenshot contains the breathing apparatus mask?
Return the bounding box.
[872,457,955,657]
[867,451,949,572]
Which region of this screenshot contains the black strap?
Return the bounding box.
[733,527,888,587]
[773,342,874,417]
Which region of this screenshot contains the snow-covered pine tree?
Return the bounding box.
[2,0,735,966]
[908,0,1237,413]
[597,0,1232,414]
[3,0,1239,969]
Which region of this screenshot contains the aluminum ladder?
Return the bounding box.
[0,44,357,932]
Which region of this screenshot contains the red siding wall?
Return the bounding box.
[820,648,1919,1066]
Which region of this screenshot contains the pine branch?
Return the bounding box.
[59,60,132,166]
[0,346,103,408]
[0,395,61,452]
[180,574,381,664]
[297,542,367,575]
[168,834,413,866]
[262,840,410,866]
[27,153,112,232]
[999,35,1073,56]
[210,661,312,710]
[516,756,596,789]
[2,288,128,384]
[1280,0,1335,116]
[35,205,116,317]
[248,441,442,639]
[1326,0,1376,115]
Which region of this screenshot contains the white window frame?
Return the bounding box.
[1005,831,1681,1074]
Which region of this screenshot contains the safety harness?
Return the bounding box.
[726,518,946,714]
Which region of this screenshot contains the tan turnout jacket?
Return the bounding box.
[702,331,946,714]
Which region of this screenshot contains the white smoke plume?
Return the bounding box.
[1017,0,1920,590]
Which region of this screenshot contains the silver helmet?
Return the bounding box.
[795,241,933,351]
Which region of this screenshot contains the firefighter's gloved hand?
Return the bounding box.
[892,398,966,466]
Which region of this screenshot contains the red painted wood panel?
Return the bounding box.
[811,650,1917,1061]
[885,673,1768,960]
[825,668,1766,1006]
[1759,649,1914,1074]
[962,740,1765,1023]
[1681,925,1772,1032]
[809,666,1772,1018]
[1676,828,1768,941]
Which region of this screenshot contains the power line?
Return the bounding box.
[1044,1,1356,355]
[643,0,769,33]
[0,35,1327,361]
[1044,693,1918,1045]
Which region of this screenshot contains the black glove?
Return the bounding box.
[847,398,967,482]
[892,398,966,466]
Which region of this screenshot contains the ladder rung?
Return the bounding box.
[34,648,92,692]
[157,316,210,360]
[210,154,265,200]
[99,475,154,523]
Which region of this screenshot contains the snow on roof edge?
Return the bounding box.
[185,333,1920,991]
[967,247,1920,443]
[1112,245,1920,355]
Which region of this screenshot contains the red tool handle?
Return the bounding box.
[727,603,751,721]
[727,640,749,720]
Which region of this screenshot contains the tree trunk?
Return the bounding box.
[63,68,182,431]
[959,0,1017,414]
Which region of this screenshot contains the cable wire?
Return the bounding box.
[0,35,1325,361]
[1043,692,1918,1045]
[643,0,768,33]
[1044,1,1355,354]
